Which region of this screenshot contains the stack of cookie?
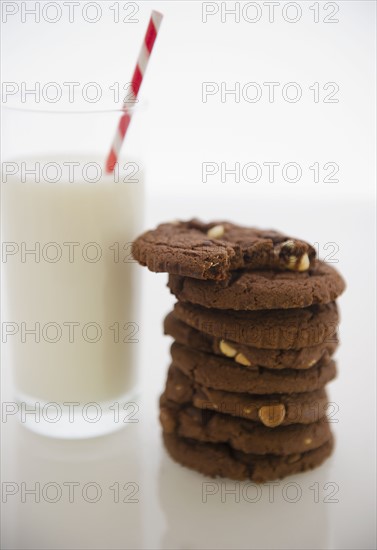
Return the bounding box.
[132,220,345,482]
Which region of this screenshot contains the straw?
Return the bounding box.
[105,11,163,173]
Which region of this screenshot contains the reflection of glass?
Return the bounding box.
[2,421,142,549]
[1,108,144,438]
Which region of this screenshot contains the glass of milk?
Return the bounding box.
[1,107,145,438]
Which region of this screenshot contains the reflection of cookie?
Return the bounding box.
[163,432,334,482]
[132,219,316,280]
[160,397,332,455]
[168,261,345,310]
[173,302,338,349]
[171,343,336,394]
[164,312,338,370]
[165,366,328,426]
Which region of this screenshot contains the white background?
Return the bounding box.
[1,1,376,549]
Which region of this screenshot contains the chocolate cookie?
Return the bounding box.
[168,261,345,311]
[173,302,339,349]
[160,397,332,455]
[165,366,329,426]
[132,219,316,280]
[163,432,334,482]
[164,311,338,370]
[171,343,336,394]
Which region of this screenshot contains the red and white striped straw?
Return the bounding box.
[105,10,163,173]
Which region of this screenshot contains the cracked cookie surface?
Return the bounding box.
[132,219,316,280]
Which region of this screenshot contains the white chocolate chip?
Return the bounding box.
[207,224,225,239]
[297,253,310,272]
[235,353,252,367]
[258,404,286,428]
[286,255,298,270]
[219,339,237,358]
[286,253,310,272]
[282,239,310,272]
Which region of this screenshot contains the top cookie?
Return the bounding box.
[132,219,316,281]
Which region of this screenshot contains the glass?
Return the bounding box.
[1,106,144,438]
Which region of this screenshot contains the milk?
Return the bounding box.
[1,157,143,437]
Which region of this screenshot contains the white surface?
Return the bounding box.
[1,1,376,549]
